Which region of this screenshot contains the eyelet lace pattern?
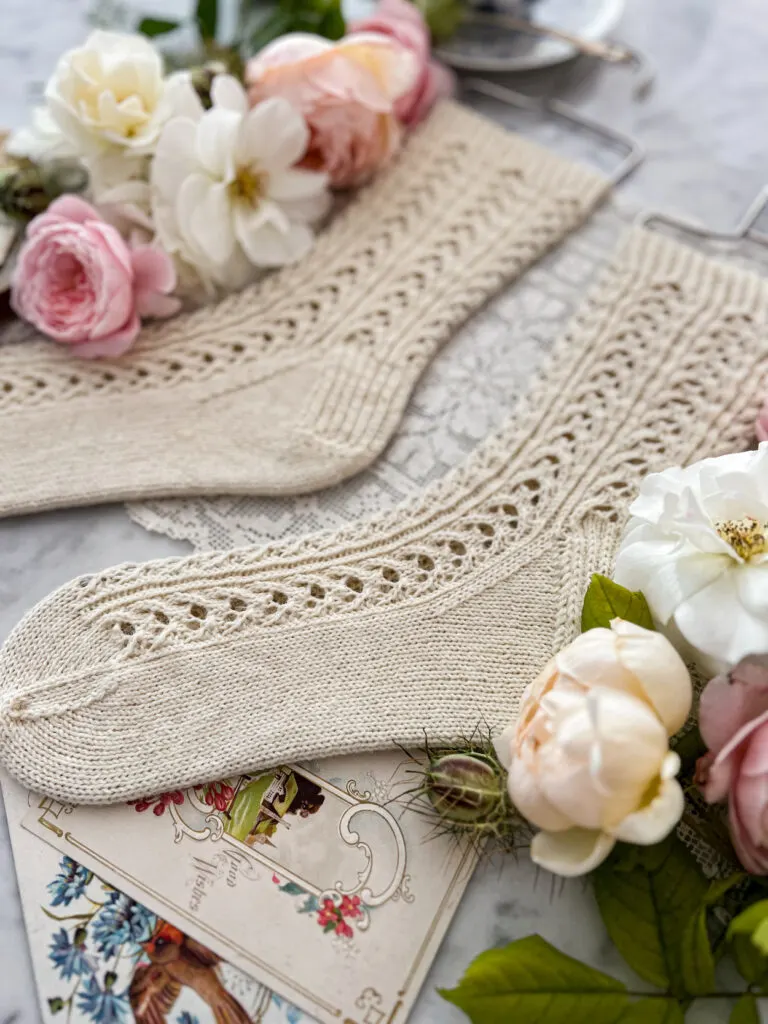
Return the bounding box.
[0,100,608,518]
[0,101,603,413]
[4,224,768,808]
[76,227,768,659]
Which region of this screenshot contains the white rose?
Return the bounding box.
[496,620,691,876]
[44,30,183,158]
[614,443,768,675]
[6,107,78,163]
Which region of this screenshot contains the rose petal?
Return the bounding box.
[507,756,573,833]
[699,666,768,755]
[729,793,768,874]
[555,628,637,690]
[249,33,333,76]
[611,773,684,845]
[675,571,768,671]
[612,619,692,735]
[71,310,140,358]
[530,828,616,877]
[44,195,99,225]
[131,246,177,298]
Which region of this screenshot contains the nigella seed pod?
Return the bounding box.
[426,752,504,824]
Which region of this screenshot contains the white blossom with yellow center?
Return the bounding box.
[615,443,768,674]
[150,75,329,293]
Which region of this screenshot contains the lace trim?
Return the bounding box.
[0,101,603,413]
[73,227,768,658]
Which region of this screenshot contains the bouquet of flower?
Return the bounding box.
[418,442,768,1022]
[0,0,453,358]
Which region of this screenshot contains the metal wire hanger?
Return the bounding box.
[463,78,644,187]
[637,186,768,245]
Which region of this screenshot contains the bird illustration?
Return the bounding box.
[129,920,252,1024]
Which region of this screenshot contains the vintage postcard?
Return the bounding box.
[21,753,477,1024]
[2,770,308,1024]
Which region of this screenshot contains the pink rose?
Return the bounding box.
[698,655,768,873]
[756,398,768,443]
[11,195,180,358]
[351,0,455,126]
[245,33,419,188]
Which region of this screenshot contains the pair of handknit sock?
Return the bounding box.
[0,100,608,518]
[2,226,767,804]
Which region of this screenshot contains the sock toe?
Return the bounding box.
[0,569,145,798]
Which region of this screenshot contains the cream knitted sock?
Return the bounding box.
[3,227,767,804]
[0,101,608,519]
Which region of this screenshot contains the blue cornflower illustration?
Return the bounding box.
[272,994,304,1023]
[176,1013,200,1024]
[92,894,157,959]
[76,973,130,1024]
[47,856,92,907]
[48,927,94,981]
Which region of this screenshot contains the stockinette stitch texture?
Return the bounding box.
[2,227,767,804]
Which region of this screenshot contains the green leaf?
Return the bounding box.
[48,998,65,1015]
[411,0,464,40]
[593,837,707,995]
[730,994,760,1024]
[619,1001,685,1023]
[439,934,632,1023]
[278,881,306,896]
[137,16,180,36]
[243,7,295,54]
[679,906,715,995]
[704,873,746,906]
[196,0,218,40]
[322,920,336,934]
[298,895,319,914]
[581,574,655,633]
[314,3,345,40]
[728,900,768,983]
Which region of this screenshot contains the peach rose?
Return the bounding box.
[698,655,768,874]
[11,195,179,358]
[351,0,455,126]
[245,32,419,188]
[495,620,692,876]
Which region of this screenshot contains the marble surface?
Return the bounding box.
[3,0,768,1021]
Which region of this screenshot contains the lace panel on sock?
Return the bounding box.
[0,101,603,412]
[72,228,768,658]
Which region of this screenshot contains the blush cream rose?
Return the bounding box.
[350,0,455,126]
[245,33,419,188]
[495,620,692,876]
[11,195,179,358]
